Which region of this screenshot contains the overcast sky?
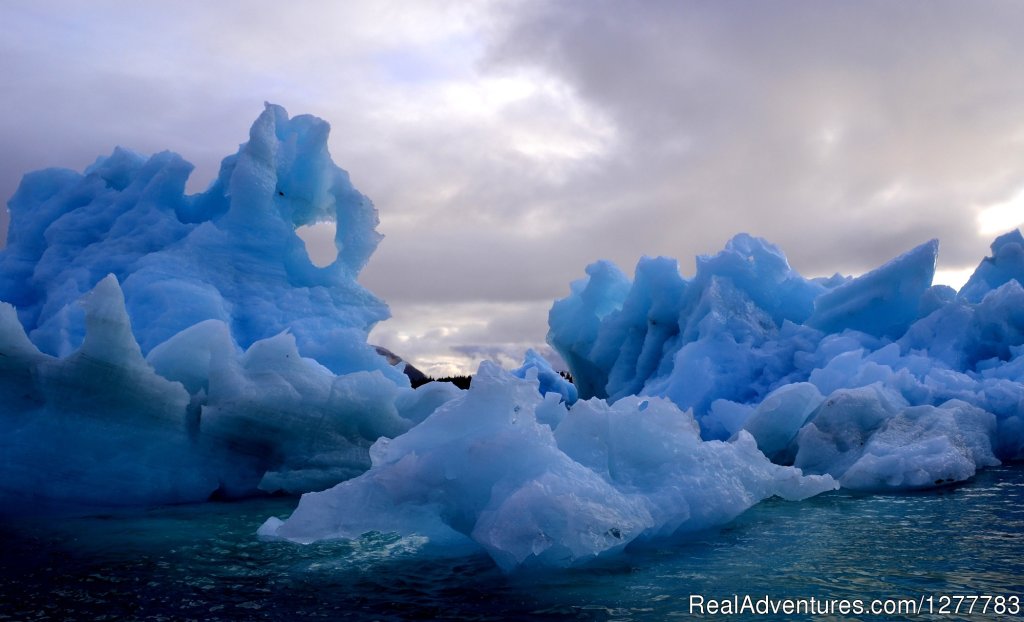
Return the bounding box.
[3,1,1024,376]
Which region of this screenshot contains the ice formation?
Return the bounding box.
[549,231,1024,490]
[260,362,837,571]
[7,102,1024,571]
[0,103,396,377]
[511,347,578,405]
[0,105,450,512]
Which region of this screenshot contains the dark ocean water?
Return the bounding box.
[2,465,1023,621]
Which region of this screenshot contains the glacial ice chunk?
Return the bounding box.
[548,237,829,410]
[547,260,631,399]
[262,363,837,571]
[795,387,998,490]
[0,274,427,513]
[0,276,213,509]
[805,239,938,339]
[0,106,430,513]
[0,103,399,381]
[742,382,824,462]
[512,348,578,404]
[960,229,1024,303]
[548,231,1023,489]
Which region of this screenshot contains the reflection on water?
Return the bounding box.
[2,465,1022,621]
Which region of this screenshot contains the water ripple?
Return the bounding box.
[2,465,1024,620]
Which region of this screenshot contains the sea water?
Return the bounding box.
[2,465,1022,621]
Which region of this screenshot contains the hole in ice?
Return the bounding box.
[295,222,338,267]
[638,400,649,412]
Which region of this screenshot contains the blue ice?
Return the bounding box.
[5,104,1024,572]
[547,230,1024,494]
[0,105,448,512]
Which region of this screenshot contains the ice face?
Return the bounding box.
[511,347,578,405]
[959,229,1024,303]
[0,276,213,509]
[741,382,824,462]
[0,269,437,512]
[261,362,837,572]
[548,230,1024,490]
[0,105,435,513]
[794,387,998,490]
[547,260,631,399]
[805,239,938,339]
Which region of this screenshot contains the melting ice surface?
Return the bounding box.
[2,104,1024,574]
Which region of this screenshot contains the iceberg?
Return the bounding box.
[0,105,449,513]
[6,102,1024,572]
[549,231,1024,490]
[261,362,837,572]
[0,103,396,377]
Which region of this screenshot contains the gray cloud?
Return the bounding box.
[485,0,1024,272]
[3,1,1024,374]
[367,300,555,377]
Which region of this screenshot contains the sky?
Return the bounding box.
[2,0,1024,376]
